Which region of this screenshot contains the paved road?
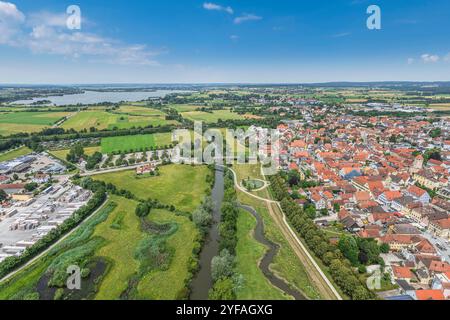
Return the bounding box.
[224,165,342,300]
[80,161,162,177]
[0,196,109,284]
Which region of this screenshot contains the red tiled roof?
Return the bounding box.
[415,290,445,301]
[392,266,413,279]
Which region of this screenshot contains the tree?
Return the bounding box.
[135,203,150,218]
[288,170,301,187]
[66,144,85,163]
[211,249,235,282]
[380,243,390,254]
[338,236,359,266]
[24,182,38,192]
[0,189,8,202]
[209,277,235,300]
[333,203,341,212]
[192,207,212,232]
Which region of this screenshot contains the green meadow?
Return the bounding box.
[100,133,173,153]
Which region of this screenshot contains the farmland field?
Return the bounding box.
[100,133,173,153]
[181,109,243,123]
[169,104,206,113]
[0,146,32,163]
[93,164,210,212]
[428,103,450,111]
[61,110,177,131]
[0,112,72,136]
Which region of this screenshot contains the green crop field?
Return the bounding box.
[0,146,32,163]
[181,109,243,123]
[100,133,173,153]
[0,112,72,136]
[93,164,210,212]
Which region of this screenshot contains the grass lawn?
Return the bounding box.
[0,146,32,163]
[235,209,290,300]
[236,187,322,300]
[100,133,173,153]
[94,196,143,300]
[93,164,210,212]
[181,110,243,123]
[136,209,199,300]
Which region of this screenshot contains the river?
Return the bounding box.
[190,167,305,300]
[190,166,224,300]
[12,89,190,106]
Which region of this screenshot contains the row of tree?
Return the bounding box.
[269,174,375,300]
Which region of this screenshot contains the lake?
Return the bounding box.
[12,89,190,106]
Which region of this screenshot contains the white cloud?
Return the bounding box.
[234,13,262,25]
[0,2,162,66]
[445,53,450,62]
[0,1,25,44]
[332,32,351,38]
[421,54,439,63]
[407,58,414,65]
[203,2,233,14]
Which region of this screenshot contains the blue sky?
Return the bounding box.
[0,0,449,84]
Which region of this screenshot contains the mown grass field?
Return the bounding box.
[136,209,199,299]
[93,164,210,212]
[235,209,290,300]
[181,109,243,123]
[0,146,32,163]
[0,112,72,136]
[100,133,173,153]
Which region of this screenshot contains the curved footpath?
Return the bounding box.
[224,166,343,300]
[239,204,306,300]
